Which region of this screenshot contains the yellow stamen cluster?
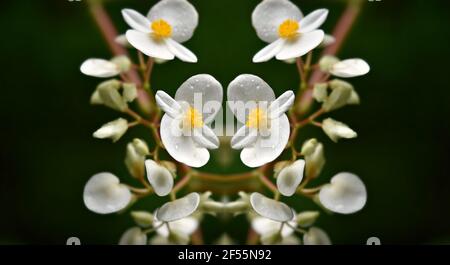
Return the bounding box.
[246,108,269,129]
[183,107,204,129]
[278,19,299,39]
[151,19,172,39]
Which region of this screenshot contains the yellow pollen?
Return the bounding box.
[246,108,269,129]
[278,19,299,39]
[151,19,172,39]
[183,107,203,129]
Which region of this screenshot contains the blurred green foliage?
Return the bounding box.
[0,0,449,244]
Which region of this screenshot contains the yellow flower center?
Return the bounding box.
[183,107,203,129]
[278,19,299,39]
[246,108,269,129]
[151,19,172,39]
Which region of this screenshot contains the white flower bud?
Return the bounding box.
[319,55,340,72]
[322,80,353,112]
[250,193,294,222]
[125,142,145,179]
[131,211,154,228]
[83,172,132,214]
[301,139,325,179]
[93,118,128,142]
[122,83,137,102]
[319,172,367,214]
[320,34,336,48]
[145,160,174,197]
[115,34,130,48]
[119,227,147,245]
[110,55,131,72]
[296,211,320,227]
[132,138,149,156]
[322,118,357,142]
[313,83,328,103]
[97,79,127,112]
[260,231,283,245]
[329,59,370,78]
[276,160,305,197]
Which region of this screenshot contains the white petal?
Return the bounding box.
[83,172,132,214]
[268,90,295,119]
[145,159,174,196]
[252,0,303,43]
[227,74,275,123]
[276,30,324,60]
[121,9,151,33]
[250,192,294,222]
[252,217,295,238]
[230,126,258,149]
[156,192,200,222]
[160,114,210,167]
[303,227,331,245]
[299,9,329,33]
[175,74,223,121]
[80,59,120,78]
[322,118,357,142]
[319,172,367,214]
[147,0,198,43]
[119,227,147,245]
[165,38,197,63]
[330,59,370,78]
[276,159,305,196]
[240,115,290,167]
[155,90,182,118]
[253,39,285,63]
[192,126,219,149]
[126,30,174,60]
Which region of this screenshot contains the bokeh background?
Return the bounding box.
[1,0,450,244]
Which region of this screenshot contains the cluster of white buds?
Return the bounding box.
[80,0,370,245]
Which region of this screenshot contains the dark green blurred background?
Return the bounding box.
[1,0,449,244]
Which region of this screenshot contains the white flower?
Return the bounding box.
[150,193,200,244]
[122,0,198,62]
[276,159,305,196]
[156,74,222,167]
[322,118,357,142]
[303,227,331,245]
[301,139,325,179]
[250,192,294,222]
[252,0,328,62]
[319,172,367,214]
[80,56,131,78]
[144,159,174,196]
[83,172,132,214]
[119,227,147,245]
[228,74,294,167]
[93,118,128,142]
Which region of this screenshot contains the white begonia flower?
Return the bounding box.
[152,193,200,244]
[303,227,331,245]
[250,192,294,222]
[156,74,222,167]
[144,159,174,196]
[276,159,305,197]
[319,172,367,214]
[93,118,128,142]
[122,0,198,62]
[252,0,328,62]
[228,74,294,167]
[156,192,200,222]
[80,56,131,78]
[322,118,357,142]
[119,227,147,245]
[83,172,132,214]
